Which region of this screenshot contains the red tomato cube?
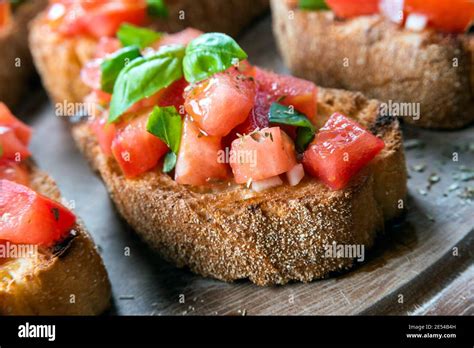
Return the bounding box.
[175,117,229,185]
[303,113,385,190]
[230,127,297,184]
[0,179,76,246]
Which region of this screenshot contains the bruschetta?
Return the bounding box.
[29,0,268,105]
[271,0,474,129]
[0,103,111,314]
[0,0,47,108]
[68,30,406,285]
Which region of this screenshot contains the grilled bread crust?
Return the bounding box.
[0,167,111,315]
[71,87,407,286]
[29,0,269,105]
[271,0,474,129]
[0,0,47,108]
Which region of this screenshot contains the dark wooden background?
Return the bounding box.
[20,16,473,315]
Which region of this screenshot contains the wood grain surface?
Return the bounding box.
[18,16,473,315]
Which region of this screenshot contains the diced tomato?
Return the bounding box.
[175,117,229,185]
[81,59,102,90]
[0,180,76,246]
[404,0,474,33]
[230,127,297,184]
[254,67,318,123]
[48,0,148,38]
[111,109,168,178]
[0,160,29,187]
[0,1,10,28]
[94,37,122,58]
[0,127,31,161]
[302,113,384,190]
[157,78,188,115]
[326,0,380,18]
[152,28,203,49]
[226,68,318,146]
[0,102,32,146]
[185,68,256,137]
[90,112,116,157]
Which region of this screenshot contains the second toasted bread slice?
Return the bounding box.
[0,166,111,315]
[271,0,474,129]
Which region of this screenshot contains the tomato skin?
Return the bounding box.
[175,117,229,186]
[326,0,380,18]
[0,103,32,146]
[157,78,189,115]
[95,37,122,58]
[111,110,169,178]
[91,112,116,157]
[404,0,474,33]
[0,1,10,28]
[0,160,30,187]
[153,28,204,49]
[302,113,384,190]
[254,67,318,123]
[48,0,148,38]
[0,180,76,246]
[230,127,297,184]
[185,68,256,137]
[0,127,31,161]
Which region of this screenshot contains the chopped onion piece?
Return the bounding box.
[286,164,305,187]
[405,13,428,32]
[379,0,404,24]
[251,176,283,192]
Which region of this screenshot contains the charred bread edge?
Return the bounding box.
[70,87,407,286]
[0,165,111,315]
[271,0,474,129]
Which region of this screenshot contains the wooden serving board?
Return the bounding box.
[23,16,473,315]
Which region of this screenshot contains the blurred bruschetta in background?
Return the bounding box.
[0,0,47,108]
[271,0,474,129]
[0,102,111,315]
[29,0,268,105]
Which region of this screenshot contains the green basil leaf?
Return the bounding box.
[269,102,316,152]
[162,151,177,173]
[146,106,183,154]
[117,24,163,49]
[299,0,329,10]
[183,33,247,83]
[108,44,185,123]
[147,0,168,17]
[100,45,141,94]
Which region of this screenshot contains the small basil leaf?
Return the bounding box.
[269,102,316,152]
[146,106,183,154]
[162,151,177,173]
[117,24,162,49]
[147,0,168,17]
[108,44,185,123]
[183,33,247,83]
[100,45,141,94]
[296,127,316,153]
[299,0,329,10]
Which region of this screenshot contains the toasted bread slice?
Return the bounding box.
[71,87,407,286]
[0,0,47,108]
[271,0,474,129]
[29,0,268,105]
[0,165,111,315]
